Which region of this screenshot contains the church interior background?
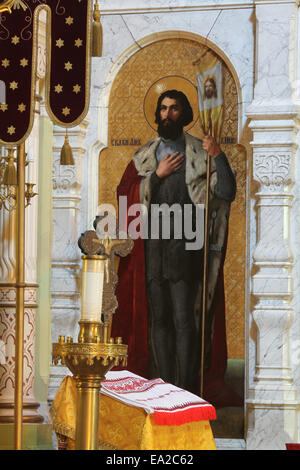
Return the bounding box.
[0,0,299,451]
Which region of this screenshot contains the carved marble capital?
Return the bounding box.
[253,152,291,191]
[52,161,77,193]
[52,120,89,195]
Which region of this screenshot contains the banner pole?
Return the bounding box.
[14,142,26,450]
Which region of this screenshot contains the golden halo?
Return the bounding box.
[203,74,217,86]
[143,75,199,132]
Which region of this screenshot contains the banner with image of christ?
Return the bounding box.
[195,53,224,144]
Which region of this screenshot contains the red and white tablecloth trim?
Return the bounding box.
[102,371,216,426]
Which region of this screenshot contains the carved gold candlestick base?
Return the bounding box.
[52,322,127,450]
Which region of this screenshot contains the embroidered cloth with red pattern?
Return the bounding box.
[101,371,216,426]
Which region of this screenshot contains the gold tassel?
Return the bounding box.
[60,131,74,165]
[92,1,103,57]
[3,149,17,185]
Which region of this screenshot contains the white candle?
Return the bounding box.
[81,256,105,322]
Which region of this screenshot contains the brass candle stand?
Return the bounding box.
[52,323,127,450]
[52,224,133,450]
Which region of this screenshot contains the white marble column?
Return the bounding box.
[246,0,300,450]
[48,119,89,402]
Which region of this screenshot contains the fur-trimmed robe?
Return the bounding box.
[112,133,237,404]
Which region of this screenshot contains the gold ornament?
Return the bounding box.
[60,132,74,165]
[3,148,17,185]
[92,1,102,57]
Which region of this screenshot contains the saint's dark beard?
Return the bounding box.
[157,118,184,140]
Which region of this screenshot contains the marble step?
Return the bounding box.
[215,439,246,451]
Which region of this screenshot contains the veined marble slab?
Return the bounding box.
[98,0,256,14]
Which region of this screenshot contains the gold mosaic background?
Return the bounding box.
[98,38,246,359]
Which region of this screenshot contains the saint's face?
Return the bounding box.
[204,79,216,99]
[159,97,182,125]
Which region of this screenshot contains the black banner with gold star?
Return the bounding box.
[0,0,92,145]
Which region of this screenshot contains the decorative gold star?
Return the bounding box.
[64,61,73,71]
[18,103,26,113]
[74,38,83,48]
[65,16,74,25]
[1,58,10,68]
[55,84,63,94]
[10,81,18,90]
[56,38,64,48]
[11,35,20,45]
[73,84,81,94]
[0,104,8,112]
[62,107,70,116]
[7,126,16,135]
[20,58,28,67]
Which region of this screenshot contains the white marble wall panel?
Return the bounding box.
[290,113,300,440]
[78,59,111,233]
[98,0,254,12]
[49,121,89,401]
[254,4,293,105]
[51,123,88,338]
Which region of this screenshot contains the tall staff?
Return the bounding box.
[194,51,224,397]
[200,120,213,398]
